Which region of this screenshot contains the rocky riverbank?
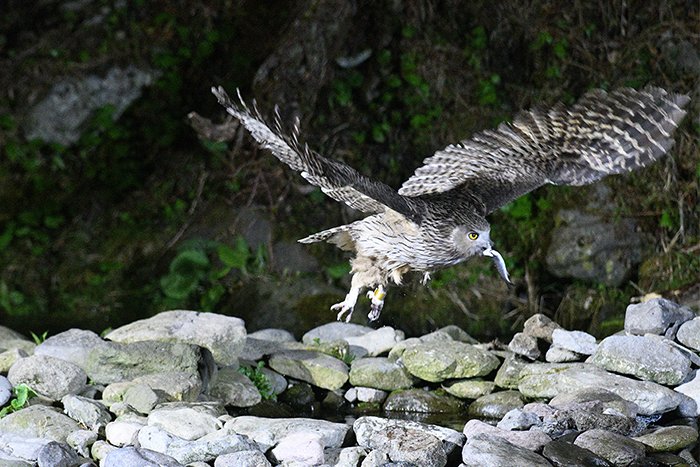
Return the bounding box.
[0,297,698,466]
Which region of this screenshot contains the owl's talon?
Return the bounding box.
[332,287,360,322]
[367,285,386,321]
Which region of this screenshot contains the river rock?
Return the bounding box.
[214,450,271,467]
[632,425,698,452]
[574,429,646,465]
[0,405,79,443]
[523,314,562,342]
[467,390,524,420]
[105,419,145,447]
[497,408,541,431]
[0,376,12,407]
[102,446,183,467]
[66,430,97,458]
[323,447,368,467]
[354,416,464,456]
[302,322,373,344]
[349,357,414,390]
[518,363,682,415]
[675,371,700,416]
[36,329,205,385]
[344,326,405,357]
[462,433,552,466]
[545,346,582,363]
[345,387,387,403]
[224,416,350,452]
[401,341,499,382]
[549,388,639,419]
[147,402,225,441]
[589,335,691,385]
[676,317,700,351]
[36,441,81,467]
[551,329,597,355]
[209,366,262,407]
[61,394,112,431]
[7,355,86,400]
[442,379,495,399]
[624,298,695,337]
[0,349,29,374]
[494,353,528,389]
[383,388,463,413]
[106,310,246,367]
[138,424,258,464]
[269,349,348,390]
[508,333,541,360]
[541,440,613,467]
[270,432,325,465]
[463,419,551,451]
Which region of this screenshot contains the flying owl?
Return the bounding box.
[212,86,689,322]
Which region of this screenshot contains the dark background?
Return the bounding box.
[0,0,698,340]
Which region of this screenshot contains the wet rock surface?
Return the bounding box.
[0,300,698,466]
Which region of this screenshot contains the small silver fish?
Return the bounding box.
[482,248,513,286]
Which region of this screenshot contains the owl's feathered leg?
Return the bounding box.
[331,285,361,322]
[366,285,386,321]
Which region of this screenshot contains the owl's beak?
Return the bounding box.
[482,247,513,286]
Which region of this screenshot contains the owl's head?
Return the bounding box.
[451,224,513,285]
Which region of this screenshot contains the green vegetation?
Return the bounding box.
[0,384,36,418]
[30,331,48,345]
[239,362,276,401]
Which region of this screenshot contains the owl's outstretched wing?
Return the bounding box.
[212,86,420,222]
[399,87,689,214]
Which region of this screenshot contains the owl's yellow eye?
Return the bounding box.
[468,232,479,241]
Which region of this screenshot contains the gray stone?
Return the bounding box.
[541,440,614,467]
[523,314,562,343]
[224,416,350,452]
[36,330,205,385]
[8,355,86,400]
[104,372,202,407]
[0,449,34,466]
[0,405,79,443]
[349,357,414,391]
[361,449,390,466]
[0,327,29,343]
[675,371,700,416]
[354,418,455,466]
[324,446,369,467]
[442,379,495,399]
[214,450,271,467]
[123,384,160,414]
[0,349,29,374]
[436,325,478,344]
[401,341,499,382]
[270,432,325,465]
[494,353,527,389]
[209,366,262,407]
[91,440,118,463]
[545,209,641,286]
[632,425,698,452]
[574,429,646,466]
[468,390,524,420]
[269,349,348,390]
[36,441,79,467]
[138,424,258,464]
[551,329,597,355]
[24,66,156,145]
[105,420,145,447]
[549,388,639,419]
[0,376,12,406]
[497,408,541,431]
[545,345,581,363]
[61,394,112,431]
[590,335,691,385]
[344,387,387,403]
[248,328,296,342]
[463,419,551,451]
[106,310,246,367]
[66,430,97,458]
[0,340,35,355]
[344,327,405,357]
[518,363,682,415]
[677,317,700,351]
[624,298,695,337]
[354,416,464,456]
[462,433,552,466]
[102,446,183,467]
[508,333,541,360]
[260,367,287,396]
[302,322,373,344]
[147,402,225,441]
[383,388,463,413]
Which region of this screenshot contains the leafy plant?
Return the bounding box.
[239,362,275,400]
[0,384,36,418]
[30,331,48,344]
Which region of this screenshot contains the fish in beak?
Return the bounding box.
[482,247,513,286]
